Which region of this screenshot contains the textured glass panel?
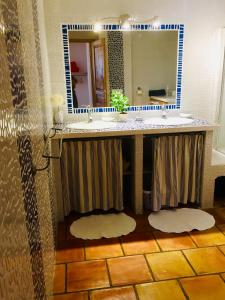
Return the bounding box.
[0,0,55,299]
[216,49,225,153]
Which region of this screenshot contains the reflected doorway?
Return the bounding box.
[69,34,108,108]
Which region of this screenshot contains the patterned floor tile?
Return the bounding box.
[183,247,225,274]
[67,260,109,292]
[146,251,194,280]
[121,232,160,255]
[85,238,123,260]
[107,255,153,286]
[180,274,225,300]
[136,280,186,300]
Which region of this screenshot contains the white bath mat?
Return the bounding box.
[148,208,215,233]
[70,213,136,239]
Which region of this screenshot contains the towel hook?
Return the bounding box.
[32,127,63,175]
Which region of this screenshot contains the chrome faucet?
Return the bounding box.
[161,104,167,119]
[86,105,93,123]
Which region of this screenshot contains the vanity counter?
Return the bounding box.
[51,118,216,220]
[53,118,216,139]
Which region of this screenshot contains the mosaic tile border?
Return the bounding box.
[62,23,184,114]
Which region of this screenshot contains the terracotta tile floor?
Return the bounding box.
[136,280,186,300]
[85,238,123,260]
[90,286,137,300]
[108,255,153,286]
[180,275,225,300]
[51,206,225,299]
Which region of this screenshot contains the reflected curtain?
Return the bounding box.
[61,139,123,215]
[151,133,204,211]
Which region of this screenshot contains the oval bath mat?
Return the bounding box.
[148,208,215,233]
[70,212,136,239]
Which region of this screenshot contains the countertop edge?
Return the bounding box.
[52,123,216,140]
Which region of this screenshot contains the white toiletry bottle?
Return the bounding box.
[166,85,169,97]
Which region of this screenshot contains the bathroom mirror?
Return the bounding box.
[62,24,184,113]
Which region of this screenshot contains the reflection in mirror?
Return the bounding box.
[68,30,178,108]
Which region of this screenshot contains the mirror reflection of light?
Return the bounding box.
[152,16,160,28]
[122,21,131,31]
[93,22,102,32]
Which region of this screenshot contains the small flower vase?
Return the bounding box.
[54,106,64,124]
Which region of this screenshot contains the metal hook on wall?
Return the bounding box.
[32,127,63,176]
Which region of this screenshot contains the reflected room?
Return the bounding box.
[69,30,178,108]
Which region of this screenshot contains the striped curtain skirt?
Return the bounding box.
[151,133,204,211]
[61,138,123,215]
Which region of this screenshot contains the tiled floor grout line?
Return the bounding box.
[177,278,189,300]
[187,232,199,248]
[105,258,113,287]
[215,223,225,234]
[84,240,87,260]
[151,231,163,252]
[180,250,197,276]
[133,284,140,300]
[65,263,67,293]
[216,245,225,257]
[219,273,225,282]
[119,236,126,256]
[87,285,140,300]
[143,254,156,282]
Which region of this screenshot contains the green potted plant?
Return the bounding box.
[110,90,129,121]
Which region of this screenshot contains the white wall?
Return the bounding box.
[129,31,177,104]
[43,0,225,121]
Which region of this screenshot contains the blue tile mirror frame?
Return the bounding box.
[61,24,184,114]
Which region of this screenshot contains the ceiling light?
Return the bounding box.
[92,14,160,31]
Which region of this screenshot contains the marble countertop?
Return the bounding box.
[52,118,216,140]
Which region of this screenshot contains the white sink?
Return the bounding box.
[66,120,117,130]
[144,117,194,126]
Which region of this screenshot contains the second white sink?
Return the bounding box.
[144,117,194,126]
[66,120,117,130]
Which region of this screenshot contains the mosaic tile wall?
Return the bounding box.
[0,0,55,299]
[107,31,125,94]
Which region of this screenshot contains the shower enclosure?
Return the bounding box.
[215,29,225,154]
